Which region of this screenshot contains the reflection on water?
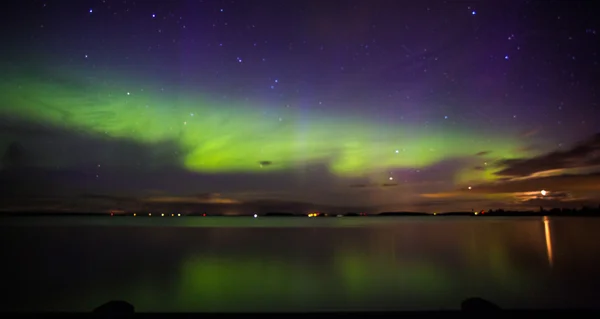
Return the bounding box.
[544,216,553,268]
[1,217,599,312]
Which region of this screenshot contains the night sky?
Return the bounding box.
[0,0,599,213]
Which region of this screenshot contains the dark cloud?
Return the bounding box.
[469,172,600,194]
[428,134,600,206]
[517,197,597,210]
[144,193,237,204]
[513,191,570,201]
[398,157,473,184]
[0,118,374,210]
[1,141,28,169]
[347,158,473,191]
[349,183,398,188]
[516,145,539,153]
[79,193,139,202]
[520,127,540,138]
[0,117,182,170]
[475,151,491,156]
[495,133,600,177]
[193,193,224,200]
[391,196,493,212]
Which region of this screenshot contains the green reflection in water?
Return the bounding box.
[334,251,452,298]
[461,219,549,295]
[176,256,328,312]
[175,250,457,312]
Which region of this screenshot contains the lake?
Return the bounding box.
[1,216,599,312]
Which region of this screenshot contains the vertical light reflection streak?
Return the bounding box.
[543,216,553,268]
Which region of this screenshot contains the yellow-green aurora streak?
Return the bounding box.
[0,68,529,184]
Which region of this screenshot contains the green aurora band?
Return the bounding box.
[0,67,532,184]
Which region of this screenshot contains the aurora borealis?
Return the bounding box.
[1,0,599,212]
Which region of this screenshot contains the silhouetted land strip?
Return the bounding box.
[2,207,600,217]
[264,212,296,217]
[11,298,598,317]
[378,212,429,216]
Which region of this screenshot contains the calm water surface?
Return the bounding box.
[1,216,599,312]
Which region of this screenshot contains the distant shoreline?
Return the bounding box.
[1,211,600,217]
